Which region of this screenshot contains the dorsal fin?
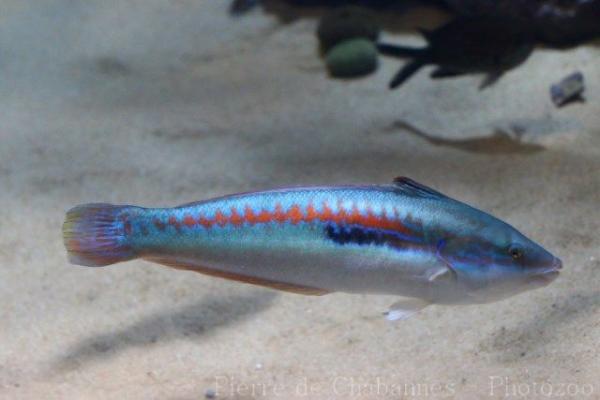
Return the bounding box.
[392,177,447,200]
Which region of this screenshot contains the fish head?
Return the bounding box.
[440,219,562,303]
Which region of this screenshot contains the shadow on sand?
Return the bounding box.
[390,120,546,154]
[481,289,600,364]
[51,291,277,372]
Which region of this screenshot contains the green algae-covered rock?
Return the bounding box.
[317,7,380,52]
[325,38,378,78]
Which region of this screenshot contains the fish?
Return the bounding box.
[230,0,262,15]
[443,0,600,47]
[377,17,535,89]
[62,177,561,320]
[233,1,600,47]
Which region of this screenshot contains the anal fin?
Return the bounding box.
[385,298,430,321]
[144,256,331,296]
[389,58,427,89]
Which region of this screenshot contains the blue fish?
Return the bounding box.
[63,177,561,320]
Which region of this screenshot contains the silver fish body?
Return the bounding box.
[63,177,562,318]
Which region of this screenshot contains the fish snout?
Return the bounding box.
[552,257,563,271]
[526,257,562,286]
[540,257,562,281]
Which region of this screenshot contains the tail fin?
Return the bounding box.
[389,58,427,89]
[62,204,137,267]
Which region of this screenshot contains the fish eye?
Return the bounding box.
[508,245,523,260]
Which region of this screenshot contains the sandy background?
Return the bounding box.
[1,1,599,399]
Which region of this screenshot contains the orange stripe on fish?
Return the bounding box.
[183,214,196,228]
[230,207,243,226]
[162,200,413,237]
[274,203,286,223]
[288,204,303,225]
[198,216,213,228]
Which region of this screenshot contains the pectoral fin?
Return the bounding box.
[426,266,454,282]
[433,239,457,282]
[385,298,430,321]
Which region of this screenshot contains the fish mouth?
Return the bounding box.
[553,258,563,270]
[529,258,562,285]
[537,270,560,284]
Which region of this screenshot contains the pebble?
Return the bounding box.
[550,71,585,107]
[325,38,378,78]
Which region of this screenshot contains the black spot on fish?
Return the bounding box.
[325,223,428,253]
[326,224,390,247]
